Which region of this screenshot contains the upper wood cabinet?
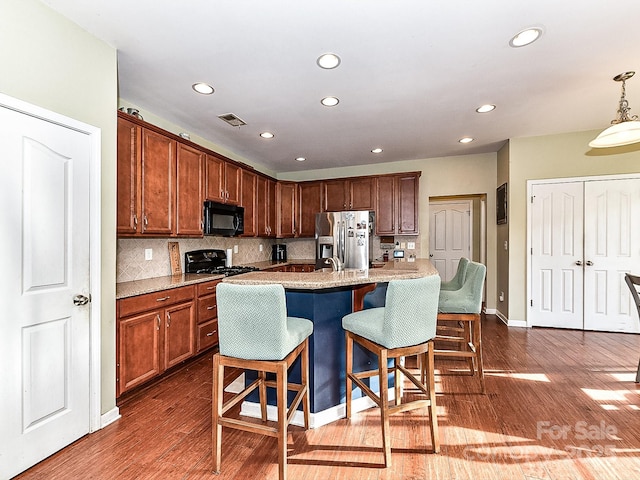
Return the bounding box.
[140,129,175,235]
[297,181,323,237]
[277,182,297,238]
[240,169,257,237]
[205,154,241,205]
[116,117,140,235]
[375,173,420,235]
[175,143,204,237]
[257,176,276,237]
[323,177,375,211]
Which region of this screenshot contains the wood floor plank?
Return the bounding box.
[13,317,640,480]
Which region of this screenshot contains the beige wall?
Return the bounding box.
[507,130,640,323]
[1,0,118,414]
[280,152,499,311]
[496,142,510,320]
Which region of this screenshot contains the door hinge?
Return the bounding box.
[530,299,533,307]
[531,195,534,203]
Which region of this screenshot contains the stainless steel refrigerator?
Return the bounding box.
[315,211,374,271]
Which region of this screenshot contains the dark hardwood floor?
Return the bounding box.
[15,316,640,480]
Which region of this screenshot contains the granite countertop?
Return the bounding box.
[116,259,316,299]
[223,259,438,290]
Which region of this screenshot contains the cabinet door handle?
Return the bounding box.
[206,286,215,290]
[206,330,217,337]
[156,296,170,302]
[207,305,215,310]
[166,312,171,327]
[133,215,138,227]
[156,314,161,331]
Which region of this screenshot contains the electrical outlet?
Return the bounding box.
[407,242,415,250]
[145,248,153,261]
[259,244,263,252]
[504,240,508,250]
[234,245,238,254]
[499,292,505,302]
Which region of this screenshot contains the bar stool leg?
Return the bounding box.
[473,317,486,394]
[345,332,354,419]
[212,355,224,473]
[425,344,440,453]
[276,362,288,480]
[259,370,267,422]
[301,339,310,429]
[379,349,391,467]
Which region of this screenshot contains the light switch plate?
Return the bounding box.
[407,242,415,250]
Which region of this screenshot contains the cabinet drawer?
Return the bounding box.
[119,285,195,318]
[197,319,219,352]
[197,279,221,297]
[198,295,218,323]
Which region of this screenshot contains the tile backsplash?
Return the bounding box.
[116,235,420,283]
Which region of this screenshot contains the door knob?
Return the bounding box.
[73,294,90,306]
[575,260,583,266]
[585,260,593,266]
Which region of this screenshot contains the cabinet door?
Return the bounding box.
[350,177,375,211]
[175,143,204,236]
[298,181,323,237]
[323,179,348,211]
[277,182,297,237]
[117,117,140,235]
[397,174,419,234]
[141,129,175,235]
[240,169,257,237]
[117,310,162,396]
[205,154,224,202]
[164,301,195,369]
[257,176,276,237]
[224,162,242,205]
[375,176,396,235]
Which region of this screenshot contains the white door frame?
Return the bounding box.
[0,93,102,432]
[526,172,640,328]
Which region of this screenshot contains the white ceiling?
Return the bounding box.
[41,0,640,173]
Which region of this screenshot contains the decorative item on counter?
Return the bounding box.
[225,248,233,267]
[178,132,191,140]
[383,251,389,262]
[168,242,181,275]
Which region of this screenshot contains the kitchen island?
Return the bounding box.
[222,259,438,428]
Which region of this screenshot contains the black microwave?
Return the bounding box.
[203,201,244,236]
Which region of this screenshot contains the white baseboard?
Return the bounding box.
[240,388,393,429]
[507,319,528,328]
[495,309,508,325]
[485,308,496,315]
[100,407,121,428]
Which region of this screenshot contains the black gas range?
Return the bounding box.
[184,249,260,277]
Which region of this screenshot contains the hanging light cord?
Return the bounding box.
[612,73,638,124]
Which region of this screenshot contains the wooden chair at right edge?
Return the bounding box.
[432,261,487,394]
[624,273,640,383]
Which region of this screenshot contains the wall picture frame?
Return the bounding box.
[497,182,507,225]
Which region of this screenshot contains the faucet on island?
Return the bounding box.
[326,256,344,272]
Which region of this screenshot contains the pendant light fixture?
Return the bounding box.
[589,71,640,148]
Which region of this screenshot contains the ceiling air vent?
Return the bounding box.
[218,113,246,127]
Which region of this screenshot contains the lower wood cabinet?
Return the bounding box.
[196,279,222,353]
[117,285,196,397]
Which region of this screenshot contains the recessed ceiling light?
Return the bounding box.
[509,27,543,47]
[321,96,339,107]
[476,104,496,113]
[295,157,306,162]
[259,132,274,139]
[371,148,383,154]
[317,53,341,69]
[459,137,474,144]
[192,82,214,95]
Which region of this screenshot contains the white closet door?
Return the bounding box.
[530,182,584,329]
[429,200,472,281]
[583,178,640,333]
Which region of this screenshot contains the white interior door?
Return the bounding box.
[0,102,92,478]
[530,182,584,329]
[429,201,472,281]
[530,178,640,333]
[583,178,640,332]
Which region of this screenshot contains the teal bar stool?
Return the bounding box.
[440,257,470,291]
[342,275,441,467]
[434,260,487,393]
[212,283,313,480]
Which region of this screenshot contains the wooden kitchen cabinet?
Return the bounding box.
[375,173,420,235]
[175,142,204,236]
[323,177,375,212]
[117,116,176,236]
[240,169,257,237]
[117,285,195,397]
[257,176,276,237]
[297,181,323,237]
[205,154,241,205]
[277,181,297,237]
[196,279,221,353]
